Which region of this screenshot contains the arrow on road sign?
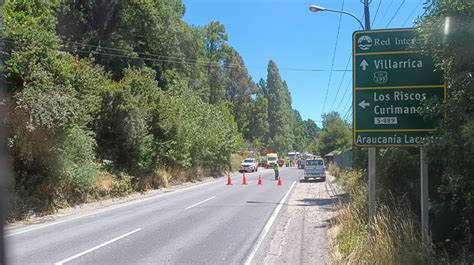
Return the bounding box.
[360,59,369,71]
[358,100,370,109]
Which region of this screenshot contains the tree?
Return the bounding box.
[415,0,474,253]
[4,0,109,207]
[204,21,228,104]
[266,61,295,152]
[223,48,257,137]
[312,112,351,156]
[94,67,160,176]
[293,111,320,152]
[248,92,270,146]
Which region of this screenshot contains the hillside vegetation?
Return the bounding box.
[1,0,320,218]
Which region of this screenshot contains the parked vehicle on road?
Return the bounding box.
[266,153,278,168]
[303,158,326,181]
[239,158,258,173]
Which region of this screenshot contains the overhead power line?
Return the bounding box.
[2,38,351,73]
[327,13,364,116]
[329,53,351,111]
[371,0,383,26]
[343,105,352,121]
[378,0,394,28]
[321,0,345,115]
[341,94,352,119]
[386,0,406,27]
[402,0,423,27]
[335,78,352,112]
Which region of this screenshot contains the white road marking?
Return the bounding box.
[54,228,142,265]
[6,180,217,237]
[247,181,254,184]
[244,180,297,265]
[185,196,216,210]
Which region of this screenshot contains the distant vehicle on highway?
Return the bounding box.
[303,158,326,182]
[297,153,313,169]
[239,158,258,173]
[258,157,268,168]
[266,153,278,168]
[287,151,299,160]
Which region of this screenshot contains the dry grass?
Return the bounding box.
[328,162,342,178]
[92,172,115,193]
[331,170,435,265]
[334,201,434,264]
[135,166,214,191]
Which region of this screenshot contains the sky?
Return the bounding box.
[181,0,426,126]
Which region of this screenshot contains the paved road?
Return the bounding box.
[6,167,303,264]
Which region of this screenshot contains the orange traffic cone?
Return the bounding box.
[277,178,282,186]
[242,173,248,185]
[227,174,232,185]
[258,176,263,185]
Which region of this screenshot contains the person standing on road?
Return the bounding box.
[274,163,280,180]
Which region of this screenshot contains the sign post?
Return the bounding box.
[368,147,376,236]
[420,148,429,244]
[353,28,445,241]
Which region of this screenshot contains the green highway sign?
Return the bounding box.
[354,53,443,88]
[353,29,446,147]
[355,87,445,130]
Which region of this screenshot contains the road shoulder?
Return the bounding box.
[253,174,341,264]
[5,173,234,230]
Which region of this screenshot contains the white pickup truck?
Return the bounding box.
[239,158,258,173]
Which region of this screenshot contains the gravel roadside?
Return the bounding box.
[254,174,342,265]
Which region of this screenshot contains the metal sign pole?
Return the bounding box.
[420,147,429,244]
[368,147,376,236]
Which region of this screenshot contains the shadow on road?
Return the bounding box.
[294,198,335,206]
[246,191,350,207]
[298,178,325,183]
[246,200,285,206]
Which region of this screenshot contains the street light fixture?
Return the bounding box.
[309,5,326,12]
[308,4,365,30]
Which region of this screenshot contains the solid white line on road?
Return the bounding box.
[6,180,218,237]
[54,228,142,265]
[244,180,297,265]
[185,196,216,210]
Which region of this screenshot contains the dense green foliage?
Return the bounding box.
[331,1,474,261]
[2,0,319,216]
[310,112,351,156]
[416,0,474,257]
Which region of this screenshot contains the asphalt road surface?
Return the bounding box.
[6,167,304,265]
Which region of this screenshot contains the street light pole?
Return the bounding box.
[309,5,365,30]
[363,0,371,30]
[309,1,375,237]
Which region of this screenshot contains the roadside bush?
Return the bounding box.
[58,126,97,199]
[110,174,133,197]
[153,87,239,171]
[333,170,434,264]
[134,167,171,191]
[91,170,116,198]
[94,67,160,177]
